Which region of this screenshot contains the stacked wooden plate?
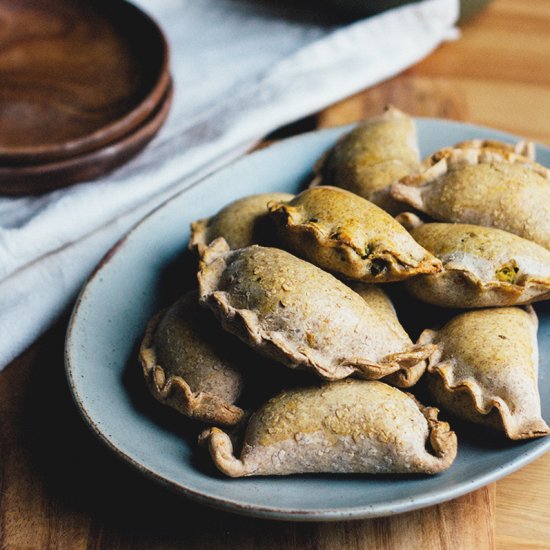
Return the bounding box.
[0,0,172,195]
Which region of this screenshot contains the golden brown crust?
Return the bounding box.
[424,140,537,170]
[189,218,209,253]
[390,148,550,249]
[268,186,441,283]
[399,146,549,190]
[312,106,420,214]
[401,219,550,308]
[420,307,550,440]
[198,238,435,383]
[200,380,457,477]
[139,292,246,427]
[189,192,294,254]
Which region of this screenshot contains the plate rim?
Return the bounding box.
[65,118,550,521]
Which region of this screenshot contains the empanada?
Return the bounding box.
[398,213,550,308]
[311,107,420,213]
[198,238,434,382]
[200,380,457,477]
[420,307,550,439]
[139,290,247,426]
[268,186,441,283]
[391,147,550,249]
[190,192,293,254]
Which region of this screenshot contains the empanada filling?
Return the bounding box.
[496,262,519,283]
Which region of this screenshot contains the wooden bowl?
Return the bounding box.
[0,82,173,195]
[0,0,170,166]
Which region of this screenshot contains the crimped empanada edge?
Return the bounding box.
[189,217,210,255]
[405,393,458,473]
[389,181,426,211]
[199,427,247,477]
[198,238,435,383]
[200,391,458,477]
[394,145,550,193]
[425,144,546,175]
[420,316,550,440]
[406,266,550,308]
[268,195,441,282]
[207,286,426,382]
[139,309,246,427]
[452,138,535,160]
[384,360,427,388]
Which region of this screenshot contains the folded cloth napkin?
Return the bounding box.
[0,0,458,369]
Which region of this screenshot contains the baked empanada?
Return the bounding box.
[139,290,247,426]
[420,307,550,440]
[312,107,420,213]
[398,213,550,308]
[391,147,550,249]
[349,282,426,387]
[190,192,293,254]
[198,239,435,382]
[200,380,457,477]
[268,186,441,283]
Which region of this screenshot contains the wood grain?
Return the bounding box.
[496,453,550,550]
[1,0,550,548]
[319,0,550,146]
[0,0,169,163]
[0,83,173,195]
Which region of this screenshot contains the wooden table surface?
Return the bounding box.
[1,0,550,548]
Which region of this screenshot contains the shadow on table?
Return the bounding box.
[2,305,502,548]
[11,319,345,548]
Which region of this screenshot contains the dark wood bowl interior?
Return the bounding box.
[0,0,170,164]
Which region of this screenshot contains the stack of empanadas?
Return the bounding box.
[139,107,549,479]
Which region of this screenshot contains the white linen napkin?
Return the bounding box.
[0,0,458,369]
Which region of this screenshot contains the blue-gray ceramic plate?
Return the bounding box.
[65,119,550,521]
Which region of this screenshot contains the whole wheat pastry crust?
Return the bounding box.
[420,306,550,440]
[390,146,550,250]
[392,146,550,210]
[200,380,457,477]
[189,192,294,255]
[398,213,550,308]
[268,186,441,283]
[198,238,435,383]
[310,106,420,214]
[139,309,246,427]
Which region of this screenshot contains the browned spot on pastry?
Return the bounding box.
[268,186,441,283]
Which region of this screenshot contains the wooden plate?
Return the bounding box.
[0,0,170,165]
[0,82,173,195]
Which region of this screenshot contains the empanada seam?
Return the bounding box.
[189,218,209,255]
[139,310,245,427]
[403,393,458,473]
[269,200,440,280]
[431,266,550,297]
[427,362,550,440]
[208,288,433,383]
[398,146,550,191]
